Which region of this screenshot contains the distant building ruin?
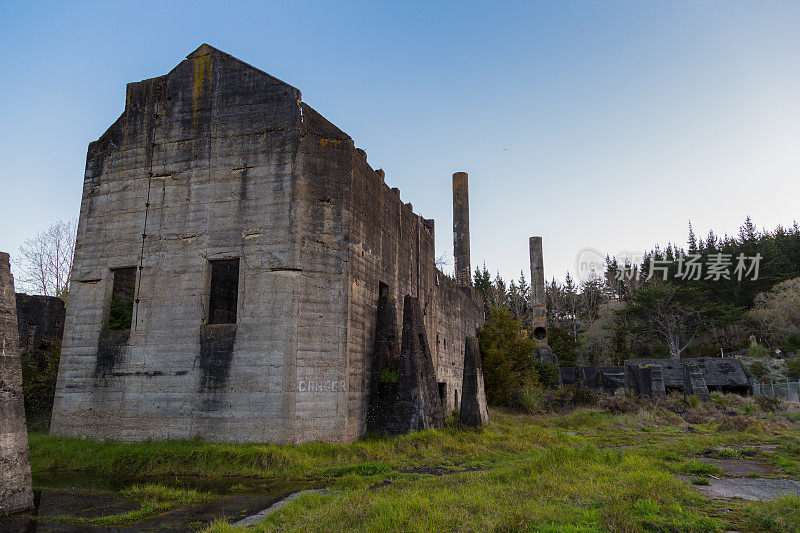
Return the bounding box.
[561,357,751,397]
[626,358,750,396]
[50,44,485,443]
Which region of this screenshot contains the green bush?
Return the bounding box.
[103,296,133,330]
[378,368,399,384]
[785,334,800,354]
[710,391,731,409]
[478,306,537,406]
[534,361,561,389]
[514,386,576,413]
[573,385,600,406]
[755,394,784,413]
[547,325,579,367]
[785,358,800,380]
[748,344,770,359]
[749,360,767,379]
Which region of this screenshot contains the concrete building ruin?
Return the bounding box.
[50,44,485,443]
[561,358,750,398]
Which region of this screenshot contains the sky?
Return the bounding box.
[2,0,800,287]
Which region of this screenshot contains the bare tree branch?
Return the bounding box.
[16,219,77,301]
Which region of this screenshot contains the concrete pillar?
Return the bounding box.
[651,365,666,400]
[452,172,471,286]
[683,362,711,402]
[460,336,489,427]
[529,236,547,347]
[0,252,34,514]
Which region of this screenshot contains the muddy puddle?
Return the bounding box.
[0,472,320,532]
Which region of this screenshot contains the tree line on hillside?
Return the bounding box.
[475,218,800,405]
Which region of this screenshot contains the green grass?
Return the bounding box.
[742,494,800,532]
[245,448,720,532]
[26,399,800,531]
[29,418,563,481]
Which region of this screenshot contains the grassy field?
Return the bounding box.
[27,393,800,532]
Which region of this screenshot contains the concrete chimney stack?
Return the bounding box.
[452,172,471,286]
[529,236,547,347]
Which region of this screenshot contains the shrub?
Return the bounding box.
[514,386,575,413]
[785,334,800,354]
[718,416,755,432]
[598,391,639,414]
[478,307,537,406]
[378,368,399,384]
[687,395,701,408]
[748,360,767,379]
[573,385,600,406]
[103,296,134,330]
[756,394,785,413]
[742,403,758,415]
[710,391,731,409]
[748,344,771,359]
[534,361,561,389]
[547,325,578,366]
[785,358,800,379]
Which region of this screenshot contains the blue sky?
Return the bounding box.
[2,1,800,285]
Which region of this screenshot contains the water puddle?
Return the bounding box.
[0,472,320,532]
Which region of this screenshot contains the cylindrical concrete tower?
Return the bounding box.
[529,236,548,347]
[452,172,471,286]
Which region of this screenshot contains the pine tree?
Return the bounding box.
[688,221,698,252]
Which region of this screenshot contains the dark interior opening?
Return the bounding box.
[208,259,240,324]
[533,326,547,340]
[438,382,446,400]
[379,281,389,298]
[106,267,136,330]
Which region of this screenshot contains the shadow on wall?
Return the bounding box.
[16,293,65,432]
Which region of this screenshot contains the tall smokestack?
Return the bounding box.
[529,236,547,347]
[452,172,471,286]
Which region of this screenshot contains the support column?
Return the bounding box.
[452,172,471,286]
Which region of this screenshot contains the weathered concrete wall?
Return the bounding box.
[651,365,666,399]
[51,44,483,443]
[627,363,666,399]
[0,252,34,513]
[16,293,65,356]
[431,275,484,411]
[341,133,483,437]
[52,44,319,442]
[684,362,712,402]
